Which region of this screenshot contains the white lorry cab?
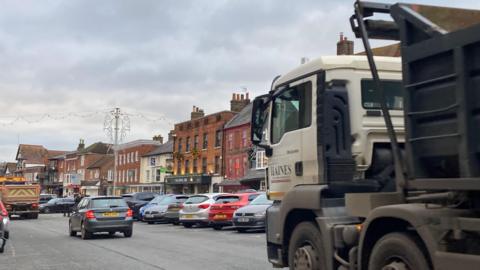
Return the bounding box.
[252,55,403,201]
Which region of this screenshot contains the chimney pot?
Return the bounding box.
[246,93,249,100]
[232,93,235,100]
[241,94,244,100]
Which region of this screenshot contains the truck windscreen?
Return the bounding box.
[361,79,403,110]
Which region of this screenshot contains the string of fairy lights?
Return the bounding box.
[0,108,175,129]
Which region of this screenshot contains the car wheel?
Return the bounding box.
[237,228,247,233]
[31,213,38,219]
[69,221,77,237]
[213,225,222,231]
[0,241,4,253]
[183,223,193,228]
[147,221,154,225]
[81,222,92,240]
[44,207,50,214]
[108,232,115,237]
[4,231,9,239]
[368,232,430,270]
[288,222,327,270]
[173,221,180,226]
[123,230,133,238]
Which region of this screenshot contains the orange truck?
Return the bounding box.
[0,177,40,219]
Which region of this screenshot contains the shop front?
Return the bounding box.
[164,175,211,195]
[239,169,266,191]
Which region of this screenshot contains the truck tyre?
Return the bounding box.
[288,222,327,270]
[368,232,430,270]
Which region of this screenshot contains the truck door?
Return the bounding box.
[268,75,317,200]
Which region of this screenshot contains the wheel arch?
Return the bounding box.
[357,204,437,270]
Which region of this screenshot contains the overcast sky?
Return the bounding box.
[0,0,478,161]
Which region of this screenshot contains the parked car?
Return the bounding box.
[179,193,227,228]
[139,195,167,221]
[232,193,273,232]
[39,197,75,213]
[208,193,260,230]
[69,196,133,240]
[0,201,9,253]
[39,194,57,204]
[143,194,189,224]
[121,192,159,220]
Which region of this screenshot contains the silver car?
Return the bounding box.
[179,193,227,228]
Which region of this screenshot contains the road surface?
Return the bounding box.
[1,214,272,270]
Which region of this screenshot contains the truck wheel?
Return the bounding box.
[288,222,326,270]
[368,232,430,270]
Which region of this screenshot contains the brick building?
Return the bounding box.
[14,144,67,193]
[113,139,162,195]
[84,155,114,196]
[63,140,113,196]
[166,98,242,194]
[221,102,252,192]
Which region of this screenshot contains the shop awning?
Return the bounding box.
[218,180,242,186]
[239,169,266,185]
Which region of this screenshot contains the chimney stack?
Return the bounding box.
[337,32,354,55]
[191,106,205,120]
[168,130,175,142]
[230,91,251,112]
[152,135,164,144]
[77,139,85,151]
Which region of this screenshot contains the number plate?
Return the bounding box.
[102,212,119,217]
[238,217,250,222]
[214,214,226,220]
[184,214,194,219]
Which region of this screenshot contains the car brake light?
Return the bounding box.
[85,210,95,220]
[198,204,210,209]
[32,203,38,209]
[126,209,133,217]
[230,205,240,209]
[1,210,7,216]
[179,204,184,209]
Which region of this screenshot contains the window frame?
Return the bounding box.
[270,81,312,144]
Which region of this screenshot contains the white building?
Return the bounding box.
[138,140,173,194]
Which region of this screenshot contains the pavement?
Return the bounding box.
[1,214,273,270]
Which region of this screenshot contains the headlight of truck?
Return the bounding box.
[254,211,266,217]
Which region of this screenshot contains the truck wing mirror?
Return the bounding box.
[251,94,270,145]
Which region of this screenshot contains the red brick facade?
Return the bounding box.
[224,123,251,180]
[172,111,236,177]
[114,141,162,194]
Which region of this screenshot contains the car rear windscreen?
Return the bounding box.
[121,195,133,201]
[91,198,128,208]
[184,195,208,204]
[215,196,240,204]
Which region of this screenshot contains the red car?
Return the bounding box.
[208,193,260,230]
[0,201,9,253]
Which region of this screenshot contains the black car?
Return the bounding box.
[39,194,57,204]
[69,196,133,240]
[122,192,159,220]
[39,198,75,213]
